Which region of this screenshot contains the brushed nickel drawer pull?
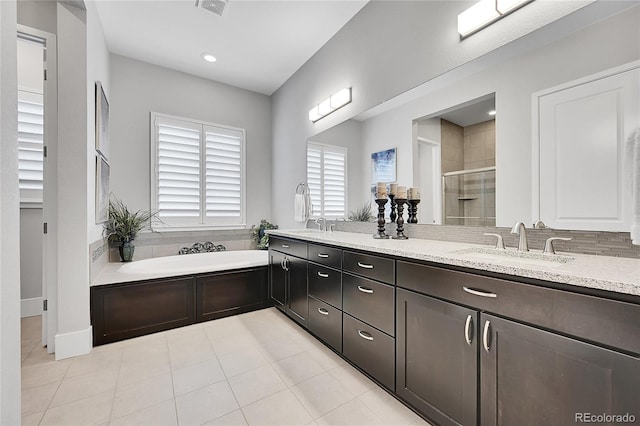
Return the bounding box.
[483,320,491,352]
[281,244,290,248]
[357,262,374,269]
[318,308,329,316]
[358,330,374,341]
[357,286,374,294]
[317,272,329,278]
[463,286,497,298]
[464,315,473,345]
[317,253,329,258]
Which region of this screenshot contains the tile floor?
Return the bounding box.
[21,308,430,425]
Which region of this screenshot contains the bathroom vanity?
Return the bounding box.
[267,230,640,426]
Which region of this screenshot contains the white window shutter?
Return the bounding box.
[18,98,44,203]
[307,143,346,218]
[204,127,243,222]
[156,121,201,220]
[306,146,322,216]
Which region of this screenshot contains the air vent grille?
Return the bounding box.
[195,0,228,17]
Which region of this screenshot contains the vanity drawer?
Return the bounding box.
[308,296,342,352]
[343,273,395,336]
[343,251,394,284]
[343,313,395,390]
[269,236,307,259]
[397,260,640,355]
[308,243,342,269]
[308,263,342,309]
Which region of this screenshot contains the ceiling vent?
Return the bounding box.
[195,0,229,17]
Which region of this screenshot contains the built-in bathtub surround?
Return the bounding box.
[323,221,640,259]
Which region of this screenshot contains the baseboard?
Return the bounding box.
[54,325,93,360]
[21,297,42,318]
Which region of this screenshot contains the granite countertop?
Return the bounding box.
[268,230,640,297]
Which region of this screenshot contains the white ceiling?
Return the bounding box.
[93,0,368,95]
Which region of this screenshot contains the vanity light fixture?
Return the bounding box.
[309,87,352,122]
[458,0,534,39]
[201,53,217,63]
[488,109,497,116]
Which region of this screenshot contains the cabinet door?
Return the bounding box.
[287,255,308,326]
[269,250,286,309]
[481,313,640,426]
[396,289,477,426]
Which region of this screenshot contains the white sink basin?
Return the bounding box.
[452,247,575,268]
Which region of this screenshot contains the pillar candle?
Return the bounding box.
[389,183,398,196]
[408,187,421,200]
[377,182,387,199]
[396,186,407,199]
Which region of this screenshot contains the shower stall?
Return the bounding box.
[442,166,495,226]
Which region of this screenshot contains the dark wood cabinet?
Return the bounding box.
[396,288,478,426]
[480,313,640,426]
[343,273,395,336]
[308,262,342,309]
[308,296,342,352]
[269,238,308,327]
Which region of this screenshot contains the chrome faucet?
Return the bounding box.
[511,222,528,252]
[315,217,326,231]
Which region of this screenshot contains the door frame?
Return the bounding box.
[531,60,640,225]
[17,24,57,353]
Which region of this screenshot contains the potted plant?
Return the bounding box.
[348,202,374,222]
[103,196,159,262]
[251,219,278,250]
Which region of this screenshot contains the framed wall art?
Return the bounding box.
[95,81,109,160]
[96,155,110,223]
[371,147,396,183]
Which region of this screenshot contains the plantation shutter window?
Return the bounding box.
[306,142,347,219]
[17,95,44,203]
[152,113,245,228]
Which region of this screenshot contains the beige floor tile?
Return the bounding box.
[242,389,313,426]
[359,387,423,426]
[50,369,118,408]
[118,349,171,387]
[327,364,376,397]
[175,381,239,426]
[202,409,248,426]
[65,347,123,378]
[316,398,384,426]
[110,398,178,426]
[272,351,325,387]
[217,346,269,378]
[305,342,345,371]
[291,371,356,418]
[21,410,44,426]
[22,381,60,415]
[39,390,113,426]
[21,359,70,389]
[121,333,168,364]
[228,364,287,407]
[172,357,225,396]
[112,372,174,419]
[258,335,306,362]
[169,337,216,370]
[209,333,260,356]
[22,344,56,367]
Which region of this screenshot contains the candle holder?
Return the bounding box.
[373,198,390,239]
[407,199,421,224]
[389,194,397,223]
[393,198,408,239]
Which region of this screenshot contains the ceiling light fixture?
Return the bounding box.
[488,109,497,116]
[201,53,217,63]
[458,0,533,39]
[309,88,352,122]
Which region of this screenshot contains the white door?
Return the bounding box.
[417,139,442,224]
[536,64,639,231]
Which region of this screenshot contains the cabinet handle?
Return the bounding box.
[281,244,290,248]
[463,286,497,298]
[280,257,285,270]
[283,258,289,271]
[317,253,329,258]
[357,262,374,269]
[464,315,473,345]
[357,286,374,294]
[358,330,374,341]
[483,320,491,352]
[317,272,329,278]
[317,308,329,316]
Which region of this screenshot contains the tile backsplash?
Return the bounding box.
[328,221,640,259]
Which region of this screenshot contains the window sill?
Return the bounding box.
[149,224,247,233]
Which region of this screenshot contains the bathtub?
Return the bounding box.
[117,249,269,276]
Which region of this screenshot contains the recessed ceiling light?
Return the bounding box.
[201,53,217,63]
[488,110,497,116]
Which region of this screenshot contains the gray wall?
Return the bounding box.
[109,54,272,228]
[270,0,632,229]
[1,0,21,421]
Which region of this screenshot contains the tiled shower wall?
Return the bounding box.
[329,221,640,259]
